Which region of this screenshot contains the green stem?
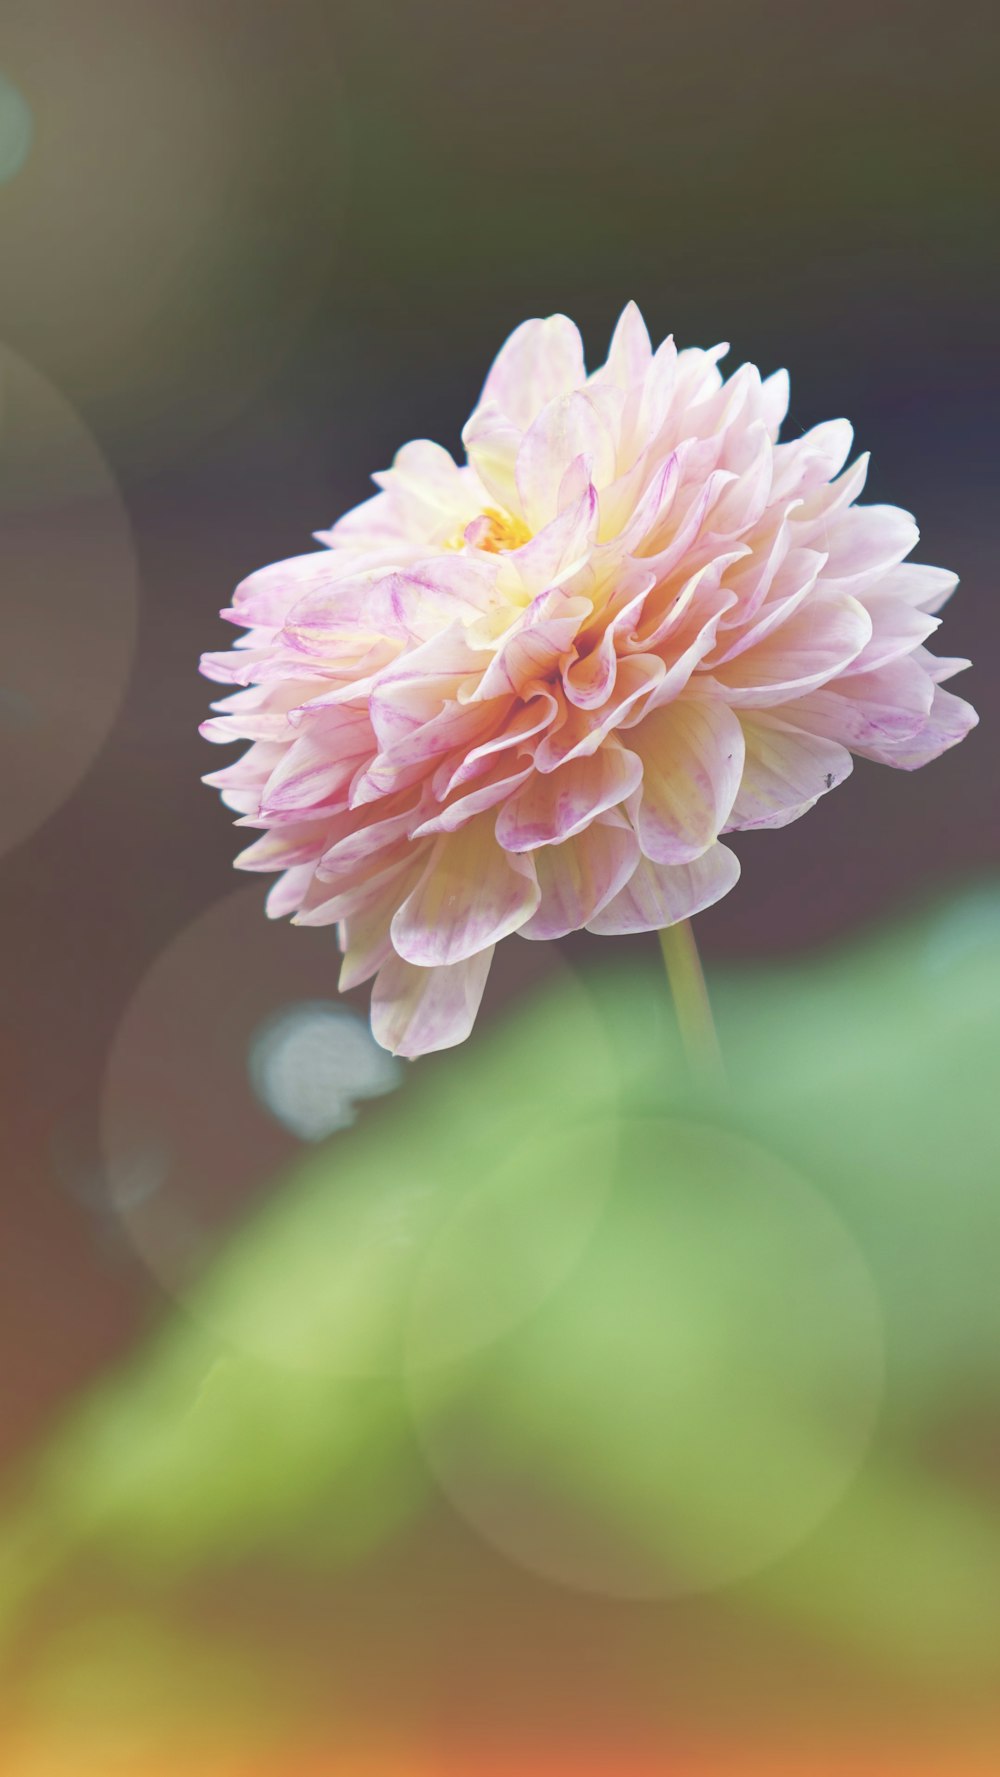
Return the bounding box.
[657,919,725,1088]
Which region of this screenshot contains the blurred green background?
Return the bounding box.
[0,1,997,1769]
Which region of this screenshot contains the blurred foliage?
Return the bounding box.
[1,887,999,1742]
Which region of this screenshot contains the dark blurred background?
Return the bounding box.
[0,1,997,1769]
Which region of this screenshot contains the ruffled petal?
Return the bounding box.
[203,303,975,1063]
[535,654,666,771]
[414,758,534,837]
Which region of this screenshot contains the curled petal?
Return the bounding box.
[336,854,431,988]
[502,478,598,596]
[414,758,534,837]
[435,690,560,797]
[461,401,523,514]
[476,587,592,701]
[770,419,853,500]
[710,548,828,666]
[317,799,423,885]
[536,655,666,772]
[260,720,372,815]
[848,600,940,674]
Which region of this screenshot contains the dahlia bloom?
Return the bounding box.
[201,306,977,1056]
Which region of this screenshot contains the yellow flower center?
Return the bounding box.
[449,507,531,554]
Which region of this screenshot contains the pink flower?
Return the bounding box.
[201,307,977,1056]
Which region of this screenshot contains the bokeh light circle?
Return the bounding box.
[0,343,138,858]
[0,13,351,468]
[408,1117,884,1599]
[100,892,614,1377]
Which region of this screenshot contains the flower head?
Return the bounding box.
[201,306,977,1056]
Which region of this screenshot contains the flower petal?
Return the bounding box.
[474,315,586,431]
[850,684,978,770]
[519,815,641,939]
[783,654,935,750]
[593,301,653,392]
[848,600,939,674]
[712,596,872,707]
[586,843,741,934]
[819,503,920,590]
[726,716,853,831]
[496,743,643,851]
[391,816,539,965]
[371,948,495,1058]
[864,562,959,615]
[535,654,666,771]
[629,698,746,862]
[461,401,524,513]
[414,757,534,836]
[516,391,617,532]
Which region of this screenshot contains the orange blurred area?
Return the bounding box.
[7,1742,1000,1777]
